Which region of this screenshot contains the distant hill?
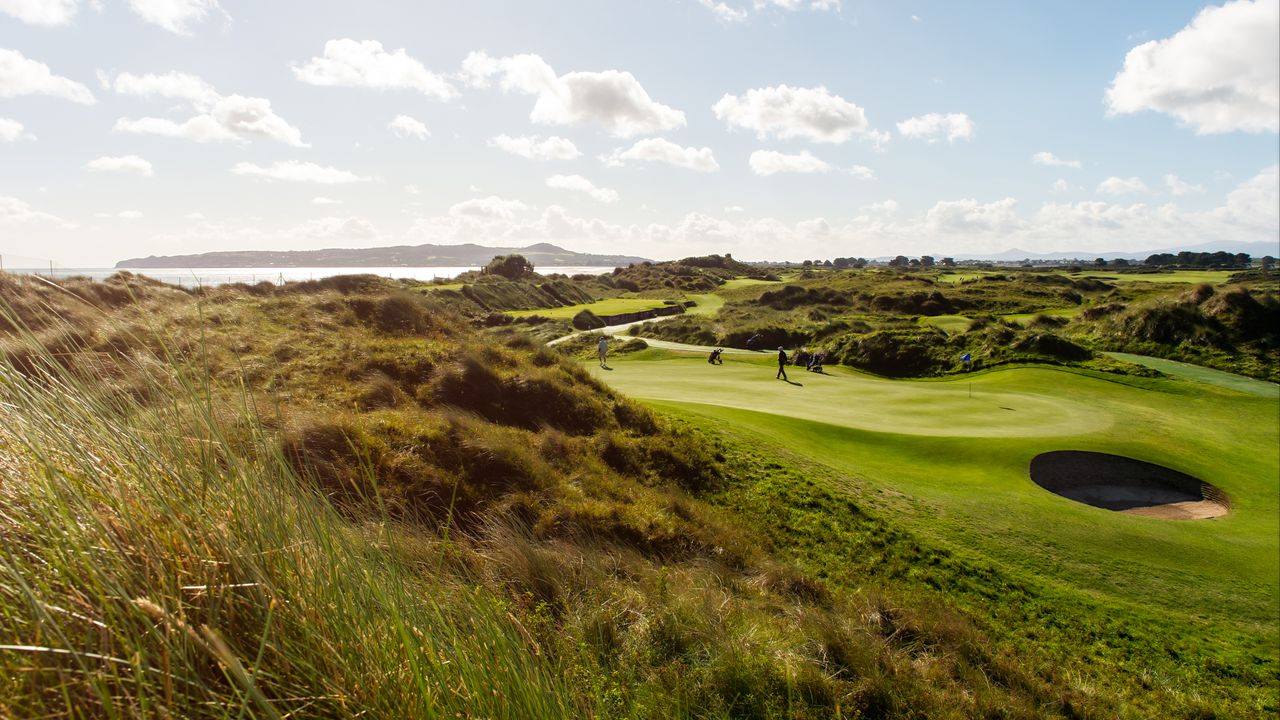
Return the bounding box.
[939,240,1279,263]
[116,242,651,269]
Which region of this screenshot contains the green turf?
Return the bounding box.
[917,314,972,332]
[589,351,1280,638]
[1106,352,1280,398]
[1069,270,1240,284]
[919,307,1081,333]
[936,271,1000,283]
[506,297,670,320]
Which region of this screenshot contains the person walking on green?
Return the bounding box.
[776,346,788,380]
[598,336,609,368]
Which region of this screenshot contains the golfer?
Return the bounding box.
[598,336,609,368]
[776,346,788,380]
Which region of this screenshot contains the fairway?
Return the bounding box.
[591,348,1280,636]
[507,296,670,320]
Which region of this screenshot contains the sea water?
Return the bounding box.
[3,266,617,288]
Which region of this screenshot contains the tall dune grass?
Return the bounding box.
[0,297,572,718]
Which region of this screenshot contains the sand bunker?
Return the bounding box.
[1029,451,1229,520]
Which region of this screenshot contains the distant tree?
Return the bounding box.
[851,257,868,268]
[908,258,921,269]
[941,257,956,267]
[484,254,534,280]
[823,259,833,267]
[1094,257,1107,267]
[920,255,935,268]
[1112,258,1131,267]
[889,255,909,268]
[1262,256,1276,272]
[802,260,813,267]
[832,257,849,268]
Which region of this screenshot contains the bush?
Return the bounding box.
[484,254,534,280]
[572,309,606,330]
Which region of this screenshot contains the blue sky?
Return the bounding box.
[1,0,1277,266]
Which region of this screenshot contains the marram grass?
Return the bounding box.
[0,307,572,718]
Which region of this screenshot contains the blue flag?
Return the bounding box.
[961,353,971,362]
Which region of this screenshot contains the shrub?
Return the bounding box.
[572,309,606,330]
[484,254,534,280]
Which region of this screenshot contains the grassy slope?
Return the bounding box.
[5,271,1277,718]
[590,351,1280,636]
[507,297,672,320]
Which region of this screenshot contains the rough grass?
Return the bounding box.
[5,270,1275,718]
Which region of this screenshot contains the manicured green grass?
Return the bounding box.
[590,351,1280,637]
[1106,351,1280,398]
[506,296,671,320]
[683,292,725,316]
[919,307,1081,333]
[1069,270,1240,284]
[719,277,778,290]
[917,314,971,332]
[936,271,1000,283]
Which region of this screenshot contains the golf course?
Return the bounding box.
[589,343,1280,640]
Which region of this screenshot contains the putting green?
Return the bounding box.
[594,355,1105,438]
[590,348,1280,635]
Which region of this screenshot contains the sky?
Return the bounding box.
[1,0,1278,267]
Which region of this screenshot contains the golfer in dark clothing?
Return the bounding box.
[776,347,788,380]
[708,348,723,364]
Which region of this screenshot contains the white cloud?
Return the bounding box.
[1031,151,1081,169]
[0,117,33,142]
[388,114,429,140]
[85,154,154,176]
[230,160,371,184]
[448,195,529,221]
[110,72,305,147]
[896,112,974,142]
[113,71,219,108]
[0,0,79,25]
[460,51,685,138]
[713,85,869,143]
[117,210,143,220]
[1211,164,1277,229]
[848,164,875,180]
[398,165,1279,261]
[114,115,238,143]
[1051,179,1072,193]
[862,128,891,152]
[699,0,748,22]
[127,0,223,35]
[1106,0,1278,134]
[0,48,95,104]
[292,39,457,100]
[404,184,420,195]
[154,215,384,254]
[925,198,1021,234]
[1097,176,1148,195]
[487,134,580,161]
[865,199,899,215]
[602,137,719,172]
[311,196,343,205]
[0,195,74,228]
[210,95,306,146]
[724,205,745,213]
[749,149,831,176]
[546,174,619,203]
[754,0,841,12]
[1164,174,1205,196]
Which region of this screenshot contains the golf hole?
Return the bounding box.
[1029,451,1230,520]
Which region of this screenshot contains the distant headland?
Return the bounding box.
[116,242,651,269]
